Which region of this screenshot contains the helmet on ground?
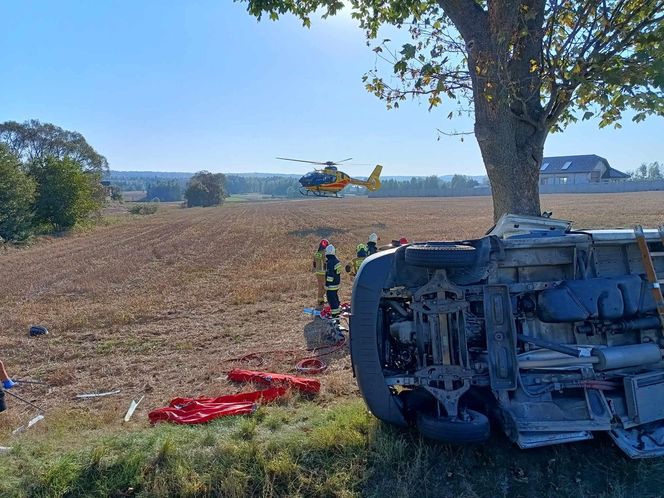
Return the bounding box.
[325,244,336,256]
[399,237,408,245]
[368,233,378,243]
[319,239,330,250]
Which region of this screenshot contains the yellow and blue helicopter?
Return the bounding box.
[276,157,382,197]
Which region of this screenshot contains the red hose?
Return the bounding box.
[295,358,328,374]
[223,321,348,375]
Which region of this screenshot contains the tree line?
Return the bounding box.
[628,162,663,181]
[0,120,107,242]
[110,173,303,202]
[181,173,302,205]
[369,175,481,197]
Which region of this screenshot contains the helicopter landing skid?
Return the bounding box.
[300,188,341,198]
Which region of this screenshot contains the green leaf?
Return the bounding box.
[400,43,416,59]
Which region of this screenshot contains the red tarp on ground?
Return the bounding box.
[148,387,286,425]
[148,370,320,425]
[227,368,321,394]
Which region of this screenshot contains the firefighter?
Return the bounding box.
[313,239,329,308]
[324,244,342,318]
[367,233,378,255]
[345,243,368,278]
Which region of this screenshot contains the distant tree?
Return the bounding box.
[0,145,36,241]
[0,120,108,173]
[109,185,123,201]
[630,163,648,180]
[242,0,664,219]
[630,161,663,180]
[184,171,227,207]
[28,157,103,230]
[647,161,663,180]
[449,175,479,189]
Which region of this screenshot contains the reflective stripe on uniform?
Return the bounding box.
[313,251,325,273]
[334,263,342,272]
[325,285,340,291]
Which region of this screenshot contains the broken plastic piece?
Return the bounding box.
[12,414,45,434]
[76,389,121,399]
[124,395,145,422]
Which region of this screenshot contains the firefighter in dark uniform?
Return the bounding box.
[324,244,342,318]
[367,233,378,255]
[313,239,329,308]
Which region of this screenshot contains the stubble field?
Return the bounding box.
[1,192,663,497]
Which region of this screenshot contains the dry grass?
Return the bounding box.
[0,193,662,440]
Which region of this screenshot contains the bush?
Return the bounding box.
[184,171,227,207]
[128,203,159,215]
[28,156,103,230]
[0,144,36,241]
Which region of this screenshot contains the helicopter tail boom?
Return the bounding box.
[350,164,382,191]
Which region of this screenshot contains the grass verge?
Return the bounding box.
[2,398,664,497]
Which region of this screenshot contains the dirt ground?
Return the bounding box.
[0,193,662,435]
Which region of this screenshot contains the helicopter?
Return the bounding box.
[276,157,383,197]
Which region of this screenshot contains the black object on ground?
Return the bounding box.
[29,325,48,337]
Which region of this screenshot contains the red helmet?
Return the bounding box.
[319,239,330,248]
[399,237,408,245]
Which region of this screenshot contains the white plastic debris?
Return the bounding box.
[75,389,121,399]
[123,395,145,422]
[12,414,45,434]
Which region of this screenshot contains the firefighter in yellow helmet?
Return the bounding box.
[345,243,368,278]
[313,239,329,308]
[324,244,342,318]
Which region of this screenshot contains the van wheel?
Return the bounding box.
[416,409,490,444]
[405,243,477,269]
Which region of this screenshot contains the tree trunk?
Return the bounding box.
[438,0,548,221]
[475,115,544,221]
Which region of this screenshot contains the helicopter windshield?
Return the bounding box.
[299,171,337,187]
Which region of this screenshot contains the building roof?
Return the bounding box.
[602,167,630,179]
[539,154,609,174]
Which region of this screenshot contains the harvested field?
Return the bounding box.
[1,192,663,431]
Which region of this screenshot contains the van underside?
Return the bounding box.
[350,215,664,458]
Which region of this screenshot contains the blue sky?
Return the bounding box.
[1,1,661,177]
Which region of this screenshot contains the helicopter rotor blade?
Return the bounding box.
[334,158,353,163]
[276,157,326,165]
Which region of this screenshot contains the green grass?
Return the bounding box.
[2,399,664,497]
